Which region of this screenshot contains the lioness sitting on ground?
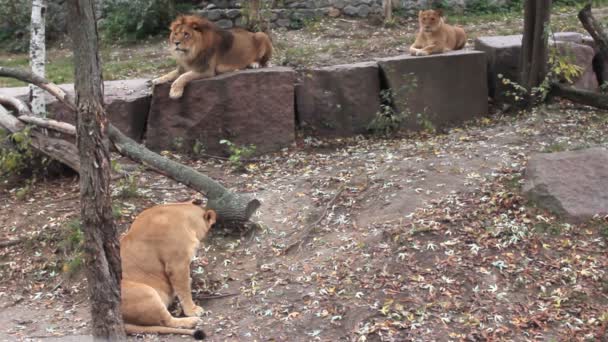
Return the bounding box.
[120,200,217,339]
[409,9,466,56]
[152,14,273,99]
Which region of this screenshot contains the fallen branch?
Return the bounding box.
[550,82,608,109]
[0,103,80,172]
[0,67,260,227]
[0,67,75,112]
[282,185,346,255]
[0,95,30,116]
[0,239,23,248]
[18,115,76,136]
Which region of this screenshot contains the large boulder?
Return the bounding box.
[0,79,151,141]
[295,61,381,136]
[523,147,608,223]
[475,33,599,101]
[146,67,295,156]
[376,50,488,130]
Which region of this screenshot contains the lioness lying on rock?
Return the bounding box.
[152,14,273,99]
[120,200,217,339]
[409,9,467,56]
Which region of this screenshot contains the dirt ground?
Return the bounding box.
[1,100,608,341]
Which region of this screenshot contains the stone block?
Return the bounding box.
[146,67,295,156]
[296,61,381,136]
[377,50,488,130]
[474,35,521,101]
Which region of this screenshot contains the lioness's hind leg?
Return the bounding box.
[122,281,200,328]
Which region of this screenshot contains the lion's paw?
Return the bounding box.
[151,77,165,86]
[184,305,205,317]
[169,85,184,99]
[416,50,429,56]
[249,62,260,69]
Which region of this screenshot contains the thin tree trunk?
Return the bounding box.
[520,0,552,91]
[383,0,393,22]
[578,3,608,64]
[66,0,125,339]
[29,0,47,116]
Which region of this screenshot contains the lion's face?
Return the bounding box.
[418,10,443,33]
[169,15,211,60]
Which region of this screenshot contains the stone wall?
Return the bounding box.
[196,0,518,29]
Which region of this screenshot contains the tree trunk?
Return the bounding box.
[0,67,262,227]
[520,0,552,91]
[247,0,261,30]
[66,0,125,339]
[578,3,608,61]
[29,0,47,117]
[551,82,608,109]
[383,0,393,23]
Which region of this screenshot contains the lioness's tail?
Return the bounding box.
[125,324,205,340]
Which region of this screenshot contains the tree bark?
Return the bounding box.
[29,0,47,117]
[0,67,262,227]
[551,82,608,109]
[578,3,608,62]
[66,0,125,339]
[520,0,552,91]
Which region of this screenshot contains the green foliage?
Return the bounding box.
[58,219,85,276]
[368,89,406,136]
[219,139,256,171]
[100,0,194,42]
[0,127,52,180]
[116,174,139,198]
[549,46,584,84]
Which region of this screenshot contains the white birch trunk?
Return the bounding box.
[29,0,47,117]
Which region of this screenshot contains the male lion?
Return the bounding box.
[152,15,273,99]
[120,200,217,339]
[409,9,466,56]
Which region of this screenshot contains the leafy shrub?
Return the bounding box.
[0,0,69,53]
[100,0,195,42]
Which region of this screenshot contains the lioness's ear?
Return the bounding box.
[204,210,217,226]
[435,9,444,17]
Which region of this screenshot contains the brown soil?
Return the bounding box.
[2,101,608,341]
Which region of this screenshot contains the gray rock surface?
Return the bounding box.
[296,61,380,136]
[146,68,295,156]
[377,50,488,131]
[523,147,608,223]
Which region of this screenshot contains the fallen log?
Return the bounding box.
[0,67,260,226]
[550,82,608,109]
[0,103,80,173]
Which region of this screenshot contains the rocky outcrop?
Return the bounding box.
[296,61,381,136]
[523,147,608,223]
[145,67,295,156]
